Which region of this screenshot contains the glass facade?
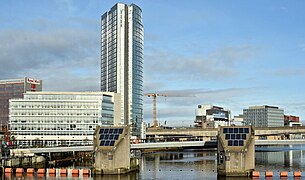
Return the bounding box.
[0,78,42,128]
[9,92,118,147]
[101,3,144,137]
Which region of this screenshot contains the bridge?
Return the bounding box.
[10,139,305,156]
[146,126,305,137]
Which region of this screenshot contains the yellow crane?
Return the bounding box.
[144,93,166,128]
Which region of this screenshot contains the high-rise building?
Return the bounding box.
[194,105,231,128]
[101,3,144,137]
[0,77,42,128]
[9,92,120,147]
[243,105,284,127]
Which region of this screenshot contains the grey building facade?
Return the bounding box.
[101,3,144,137]
[243,105,284,127]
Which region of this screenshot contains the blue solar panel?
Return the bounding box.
[99,127,124,147]
[225,134,230,140]
[244,128,249,133]
[114,134,119,139]
[234,128,238,133]
[223,128,228,133]
[223,127,249,146]
[242,134,246,140]
[228,140,233,146]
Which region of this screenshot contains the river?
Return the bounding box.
[4,145,305,179]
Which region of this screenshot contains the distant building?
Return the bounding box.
[0,77,42,128]
[194,105,231,128]
[232,114,244,126]
[284,115,301,127]
[101,3,144,137]
[9,92,120,147]
[243,105,284,127]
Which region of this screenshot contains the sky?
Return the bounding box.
[0,0,305,127]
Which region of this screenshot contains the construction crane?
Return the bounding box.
[144,93,166,128]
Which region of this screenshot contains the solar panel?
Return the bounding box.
[228,140,233,146]
[223,127,250,147]
[242,134,246,140]
[244,128,249,133]
[114,134,119,140]
[223,128,228,133]
[109,134,114,139]
[234,128,238,133]
[99,127,124,147]
[225,134,230,140]
[118,128,123,134]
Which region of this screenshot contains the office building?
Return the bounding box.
[284,115,301,127]
[9,92,120,147]
[0,77,42,128]
[243,105,284,127]
[232,114,244,126]
[194,105,231,128]
[101,3,144,137]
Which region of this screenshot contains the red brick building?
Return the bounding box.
[284,115,300,126]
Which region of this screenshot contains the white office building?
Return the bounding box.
[194,105,231,128]
[101,3,144,137]
[9,92,120,147]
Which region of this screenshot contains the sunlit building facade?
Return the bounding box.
[243,105,284,127]
[101,3,144,137]
[9,92,120,147]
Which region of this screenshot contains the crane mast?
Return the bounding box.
[144,93,166,128]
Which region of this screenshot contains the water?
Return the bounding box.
[4,145,305,179]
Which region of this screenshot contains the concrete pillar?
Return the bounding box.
[217,126,255,176]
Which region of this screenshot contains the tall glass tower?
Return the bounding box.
[101,3,144,137]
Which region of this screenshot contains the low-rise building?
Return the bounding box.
[284,115,300,126]
[232,114,244,126]
[194,105,231,128]
[9,92,120,147]
[243,105,284,127]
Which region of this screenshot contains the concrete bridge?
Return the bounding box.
[146,126,305,137]
[10,139,305,156]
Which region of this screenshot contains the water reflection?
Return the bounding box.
[4,145,305,179]
[255,145,305,171]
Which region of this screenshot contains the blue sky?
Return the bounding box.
[0,0,305,126]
